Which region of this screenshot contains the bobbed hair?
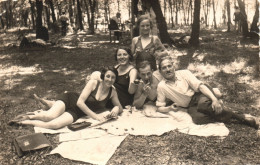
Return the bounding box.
[100,66,118,81]
[114,47,133,62]
[136,15,153,30]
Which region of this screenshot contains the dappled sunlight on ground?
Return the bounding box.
[188,63,220,77]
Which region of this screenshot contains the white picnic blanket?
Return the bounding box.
[35,109,229,165]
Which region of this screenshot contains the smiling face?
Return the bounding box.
[103,70,116,87]
[159,59,175,80]
[139,19,151,36]
[139,65,153,84]
[117,49,130,65]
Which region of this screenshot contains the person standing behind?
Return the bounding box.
[109,12,121,43]
[156,56,260,136]
[233,6,241,32]
[131,15,166,71]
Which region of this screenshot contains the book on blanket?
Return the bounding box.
[13,133,52,157]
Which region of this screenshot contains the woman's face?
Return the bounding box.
[139,19,151,35]
[117,49,130,65]
[103,70,116,87]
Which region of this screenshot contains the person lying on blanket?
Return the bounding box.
[132,60,160,109]
[156,56,260,136]
[9,67,123,129]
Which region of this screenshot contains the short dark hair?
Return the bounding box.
[158,56,173,70]
[114,47,133,62]
[100,66,118,81]
[136,60,152,71]
[136,15,153,29]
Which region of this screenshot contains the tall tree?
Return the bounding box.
[48,0,56,23]
[212,0,217,29]
[29,0,36,29]
[168,0,174,27]
[226,0,231,31]
[88,0,97,34]
[76,0,84,30]
[237,0,248,37]
[142,0,172,44]
[189,0,201,47]
[250,0,259,33]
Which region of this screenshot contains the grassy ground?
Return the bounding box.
[0,27,259,165]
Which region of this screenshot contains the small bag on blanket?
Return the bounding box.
[13,133,52,157]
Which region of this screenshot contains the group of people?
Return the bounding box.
[9,15,260,136]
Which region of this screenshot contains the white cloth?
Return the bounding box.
[50,134,127,165]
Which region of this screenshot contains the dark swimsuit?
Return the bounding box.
[58,81,112,122]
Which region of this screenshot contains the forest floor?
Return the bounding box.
[0,27,259,165]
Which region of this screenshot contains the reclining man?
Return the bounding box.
[156,56,260,136]
[133,61,160,109]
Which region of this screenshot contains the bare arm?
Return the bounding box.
[133,83,147,109]
[131,37,138,58]
[77,80,104,121]
[110,88,123,116]
[128,68,138,94]
[199,84,223,114]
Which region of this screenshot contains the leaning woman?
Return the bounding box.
[10,67,122,129]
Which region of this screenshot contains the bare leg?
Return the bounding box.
[20,112,74,129]
[28,100,66,122]
[33,94,55,109]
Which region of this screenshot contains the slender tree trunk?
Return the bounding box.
[76,0,84,30]
[88,0,97,34]
[190,0,193,23]
[69,0,74,24]
[45,6,50,28]
[168,0,174,27]
[29,0,35,29]
[237,0,248,37]
[164,0,166,17]
[83,0,91,27]
[48,0,56,23]
[187,0,190,24]
[226,0,231,31]
[175,0,178,25]
[212,0,217,29]
[149,0,172,44]
[189,0,201,47]
[250,0,259,33]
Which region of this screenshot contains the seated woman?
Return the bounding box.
[131,15,166,70]
[10,67,123,129]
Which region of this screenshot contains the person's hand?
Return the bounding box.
[110,107,120,118]
[142,83,151,96]
[95,115,106,122]
[212,99,223,115]
[170,103,178,112]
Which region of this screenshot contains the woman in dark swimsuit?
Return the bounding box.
[13,67,122,129]
[112,47,138,108]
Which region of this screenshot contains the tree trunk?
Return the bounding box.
[83,0,91,27]
[46,0,56,23]
[45,6,50,28]
[237,0,248,37]
[168,0,174,27]
[175,0,178,25]
[69,0,74,24]
[190,0,193,23]
[76,0,84,30]
[189,0,201,47]
[250,0,259,33]
[212,0,217,29]
[36,0,43,28]
[149,0,172,44]
[29,0,36,29]
[88,0,97,34]
[226,0,231,31]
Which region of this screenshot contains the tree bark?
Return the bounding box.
[36,0,43,28]
[29,0,36,29]
[250,0,259,33]
[168,0,174,27]
[237,0,248,37]
[149,0,172,44]
[189,0,201,47]
[77,0,84,30]
[88,0,97,34]
[45,6,50,28]
[47,0,56,23]
[83,0,91,27]
[212,0,217,29]
[226,0,231,31]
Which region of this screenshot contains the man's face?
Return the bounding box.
[139,65,153,84]
[159,59,175,80]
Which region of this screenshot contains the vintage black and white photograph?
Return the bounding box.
[0,0,259,164]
